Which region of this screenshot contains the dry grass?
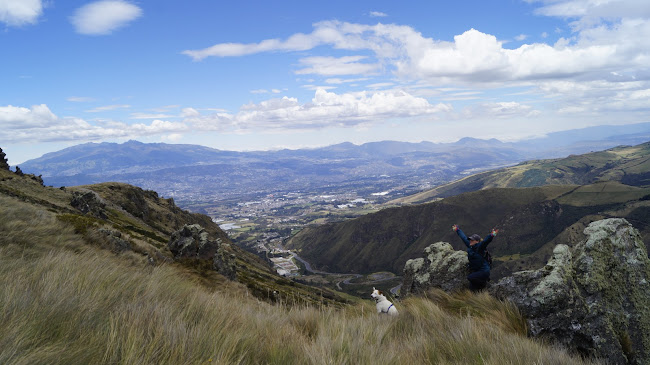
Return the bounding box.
[0,196,601,365]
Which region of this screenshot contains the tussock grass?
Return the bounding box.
[0,196,600,364]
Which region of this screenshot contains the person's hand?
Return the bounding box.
[452,224,459,232]
[491,228,499,236]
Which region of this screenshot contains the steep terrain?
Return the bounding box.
[403,218,650,365]
[0,150,598,364]
[288,182,650,277]
[392,141,650,205]
[0,166,350,307]
[287,141,650,279]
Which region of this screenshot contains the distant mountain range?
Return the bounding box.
[17,122,650,206]
[286,142,650,279]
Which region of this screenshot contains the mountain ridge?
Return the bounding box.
[286,142,650,280]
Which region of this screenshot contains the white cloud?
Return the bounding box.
[231,89,451,130]
[250,89,283,94]
[176,89,451,132]
[180,107,200,117]
[325,77,370,84]
[0,104,57,129]
[70,0,142,35]
[0,104,188,144]
[367,82,394,89]
[0,0,42,26]
[184,15,650,91]
[515,34,528,41]
[130,113,175,119]
[462,102,541,119]
[86,104,131,112]
[370,11,388,17]
[296,56,380,76]
[163,133,184,142]
[531,0,650,20]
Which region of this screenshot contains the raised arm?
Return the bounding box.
[452,224,471,248]
[477,228,499,250]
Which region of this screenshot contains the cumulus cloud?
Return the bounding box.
[70,0,142,35]
[0,0,42,26]
[183,14,650,89]
[0,104,187,143]
[174,89,451,132]
[232,89,451,129]
[0,104,57,129]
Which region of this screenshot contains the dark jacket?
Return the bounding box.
[455,228,494,272]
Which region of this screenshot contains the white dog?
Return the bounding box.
[371,287,398,316]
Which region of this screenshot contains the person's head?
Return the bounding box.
[468,234,481,246]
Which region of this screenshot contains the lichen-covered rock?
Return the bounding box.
[214,246,237,281]
[70,190,107,219]
[402,241,469,295]
[168,224,237,280]
[491,218,650,364]
[168,224,212,258]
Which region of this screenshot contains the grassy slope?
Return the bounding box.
[286,141,650,277]
[0,189,599,364]
[287,181,650,277]
[391,141,650,205]
[0,169,351,307]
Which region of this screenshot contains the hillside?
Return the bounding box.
[0,166,349,307]
[391,140,650,205]
[286,142,650,280]
[288,181,650,277]
[0,154,598,364]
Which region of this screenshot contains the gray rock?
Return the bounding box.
[491,218,650,364]
[70,190,107,219]
[168,224,237,280]
[402,241,469,295]
[401,218,650,364]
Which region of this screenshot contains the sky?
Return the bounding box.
[1,0,650,165]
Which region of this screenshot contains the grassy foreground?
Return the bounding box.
[0,196,599,365]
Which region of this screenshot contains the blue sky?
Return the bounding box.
[2,0,650,164]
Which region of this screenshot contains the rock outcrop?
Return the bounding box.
[492,218,650,364]
[70,190,108,219]
[402,242,469,295]
[402,218,650,364]
[168,224,237,280]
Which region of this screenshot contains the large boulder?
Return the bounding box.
[401,218,650,364]
[168,224,237,280]
[491,218,650,364]
[402,241,469,295]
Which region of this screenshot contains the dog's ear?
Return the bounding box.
[378,290,383,295]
